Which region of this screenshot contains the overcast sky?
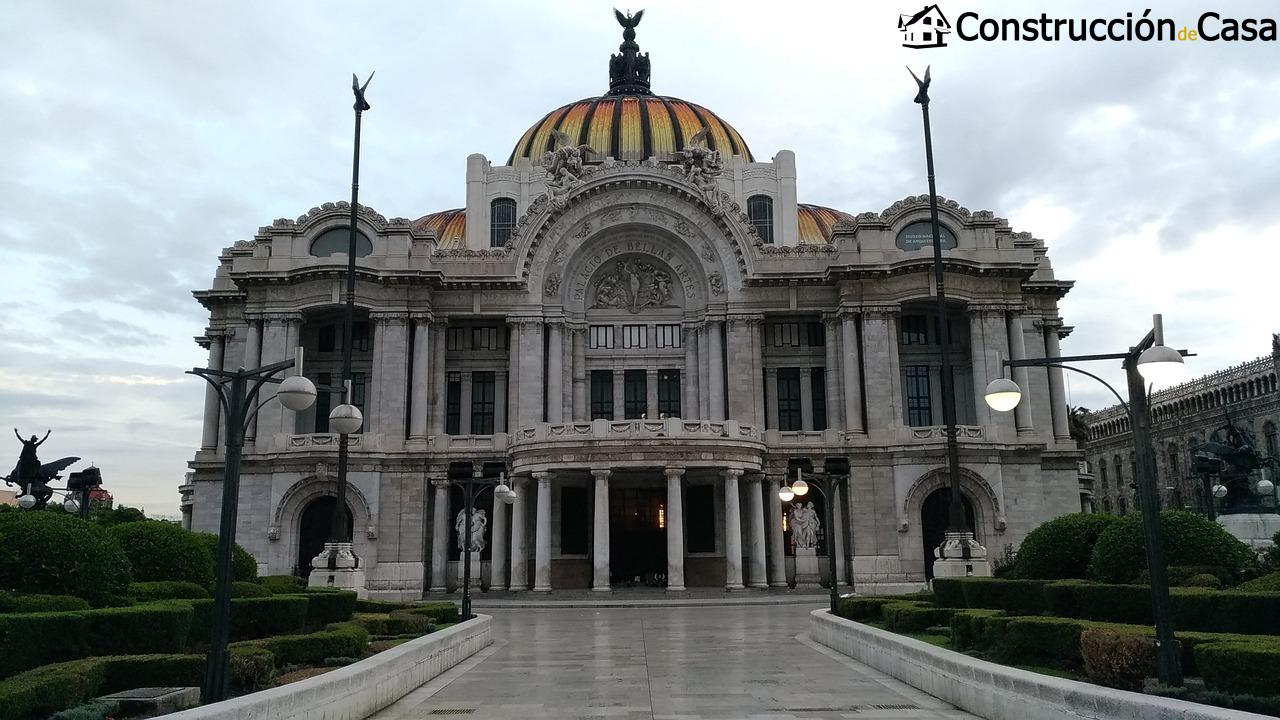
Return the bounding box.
[1,1,1273,515]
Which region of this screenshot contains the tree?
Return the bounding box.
[93,504,147,526]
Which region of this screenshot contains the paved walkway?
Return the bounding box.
[371,605,975,720]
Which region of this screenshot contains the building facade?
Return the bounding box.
[184,17,1082,597]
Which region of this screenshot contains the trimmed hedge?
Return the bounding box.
[0,654,205,720]
[397,601,460,624]
[128,581,208,602]
[0,604,192,679]
[231,581,270,598]
[294,589,358,626]
[1196,639,1280,697]
[352,612,431,636]
[1088,510,1256,584]
[835,596,900,621]
[194,532,257,582]
[1235,571,1280,593]
[1080,628,1154,691]
[1015,513,1118,580]
[234,621,369,667]
[185,595,309,642]
[999,616,1088,668]
[1041,580,1280,634]
[949,609,1006,650]
[256,575,306,594]
[881,602,953,633]
[1135,565,1234,587]
[931,578,965,608]
[0,592,89,613]
[959,578,1047,613]
[0,511,131,604]
[354,598,414,613]
[108,522,214,589]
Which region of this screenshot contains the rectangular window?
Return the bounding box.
[471,326,503,351]
[590,370,613,420]
[777,368,802,431]
[317,324,336,353]
[655,324,681,348]
[686,485,716,553]
[446,327,467,351]
[770,322,800,347]
[624,369,647,419]
[622,324,648,349]
[901,315,928,345]
[470,371,495,435]
[810,368,826,431]
[445,371,462,435]
[657,369,681,417]
[560,487,589,555]
[806,322,825,347]
[589,325,614,349]
[905,365,932,427]
[314,372,332,433]
[351,372,367,416]
[352,321,371,352]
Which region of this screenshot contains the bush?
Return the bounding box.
[948,609,1005,650]
[1196,639,1280,697]
[91,506,146,527]
[186,595,309,642]
[1045,582,1153,624]
[108,522,213,588]
[256,575,306,594]
[0,654,203,720]
[398,602,460,624]
[1235,571,1280,593]
[292,589,357,626]
[235,621,369,667]
[354,598,414,613]
[0,511,131,604]
[194,532,258,582]
[229,645,275,692]
[1135,564,1235,587]
[1182,573,1223,589]
[931,578,965,608]
[1147,684,1280,717]
[999,616,1088,668]
[957,578,1047,613]
[835,596,900,621]
[352,612,431,636]
[1262,531,1280,573]
[1171,588,1280,635]
[1015,513,1118,580]
[50,699,119,720]
[231,581,270,598]
[0,603,192,679]
[1087,510,1256,584]
[128,581,208,602]
[881,602,953,633]
[0,592,89,613]
[1080,629,1154,691]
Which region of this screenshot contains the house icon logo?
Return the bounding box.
[899,5,951,48]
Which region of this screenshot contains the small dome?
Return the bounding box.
[415,208,466,249]
[798,204,853,245]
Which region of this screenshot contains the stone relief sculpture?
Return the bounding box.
[670,128,724,188]
[454,508,488,552]
[591,259,673,313]
[544,271,561,297]
[708,272,724,296]
[540,130,595,204]
[789,502,820,550]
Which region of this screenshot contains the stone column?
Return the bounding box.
[255,315,290,443]
[509,475,529,590]
[612,369,625,420]
[374,314,409,441]
[243,317,262,441]
[697,326,710,418]
[723,468,744,590]
[282,315,303,434]
[832,483,848,586]
[518,320,546,427]
[861,308,901,432]
[665,467,686,591]
[408,314,431,441]
[682,326,699,419]
[490,491,508,591]
[200,331,225,449]
[823,316,843,431]
[840,310,865,433]
[429,477,449,592]
[506,320,520,433]
[751,319,767,431]
[430,319,449,436]
[745,472,768,588]
[1043,320,1072,441]
[646,369,659,418]
[546,320,564,423]
[766,474,787,587]
[533,471,553,592]
[725,318,757,425]
[591,468,611,591]
[1007,311,1034,435]
[764,369,780,429]
[707,321,726,421]
[571,325,587,421]
[969,311,991,428]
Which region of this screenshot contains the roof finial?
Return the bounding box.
[608,8,651,95]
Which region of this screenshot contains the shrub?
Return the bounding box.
[1147,684,1280,717]
[0,611,86,679]
[0,654,203,720]
[1087,510,1256,584]
[235,621,369,667]
[256,575,306,594]
[931,578,965,608]
[957,578,1047,613]
[1135,564,1234,587]
[0,592,89,613]
[1235,571,1280,593]
[1046,582,1153,624]
[354,598,414,613]
[1015,513,1118,580]
[1171,588,1280,635]
[1181,573,1223,589]
[98,653,204,689]
[194,532,258,582]
[293,589,358,626]
[186,595,309,642]
[352,612,431,636]
[881,602,953,633]
[1080,628,1154,691]
[231,581,270,598]
[229,645,275,692]
[128,581,208,602]
[108,522,213,588]
[1262,531,1280,573]
[81,605,192,658]
[948,609,1005,650]
[0,511,131,603]
[835,596,899,621]
[999,616,1088,668]
[399,601,460,624]
[50,699,119,720]
[1196,639,1280,697]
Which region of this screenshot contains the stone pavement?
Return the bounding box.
[370,604,977,720]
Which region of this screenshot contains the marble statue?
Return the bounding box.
[789,502,820,550]
[454,507,488,552]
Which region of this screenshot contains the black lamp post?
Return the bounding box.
[188,358,317,703]
[779,467,848,615]
[983,314,1191,686]
[446,471,516,620]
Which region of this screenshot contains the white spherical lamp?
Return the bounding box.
[16,494,36,510]
[277,375,318,411]
[791,479,809,496]
[1137,344,1185,386]
[1257,479,1275,496]
[329,404,364,435]
[1212,483,1228,499]
[778,486,795,502]
[984,378,1023,412]
[62,496,79,514]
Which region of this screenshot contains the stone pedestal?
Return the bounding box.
[1218,513,1280,552]
[308,542,368,598]
[455,551,483,590]
[793,547,821,588]
[931,532,991,579]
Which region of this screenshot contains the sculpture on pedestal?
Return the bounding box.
[455,507,488,552]
[5,429,80,510]
[789,502,819,549]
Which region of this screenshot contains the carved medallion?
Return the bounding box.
[708,272,725,296]
[700,241,716,263]
[544,271,561,297]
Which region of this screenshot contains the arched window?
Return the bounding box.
[1113,455,1124,489]
[1266,421,1278,457]
[748,195,774,244]
[1100,460,1109,490]
[490,198,517,247]
[1168,443,1179,479]
[310,227,373,257]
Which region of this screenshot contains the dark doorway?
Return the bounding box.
[297,497,353,578]
[921,487,976,580]
[610,487,667,586]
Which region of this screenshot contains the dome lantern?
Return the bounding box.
[609,9,651,96]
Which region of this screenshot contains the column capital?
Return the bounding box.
[509,316,544,329]
[590,468,612,481]
[532,471,553,484]
[430,316,451,330]
[683,320,706,332]
[744,471,765,485]
[430,476,451,489]
[764,472,786,485]
[544,316,567,328]
[835,306,861,320]
[242,312,264,323]
[369,311,410,325]
[409,311,435,323]
[663,467,686,480]
[1034,317,1065,331]
[203,326,233,341]
[859,304,900,318]
[722,468,745,480]
[726,314,764,329]
[263,311,304,324]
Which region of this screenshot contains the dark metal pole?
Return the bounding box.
[202,374,244,704]
[462,481,473,621]
[1124,356,1182,686]
[824,477,840,615]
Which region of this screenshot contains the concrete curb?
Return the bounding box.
[162,614,492,720]
[470,593,830,609]
[808,609,1269,720]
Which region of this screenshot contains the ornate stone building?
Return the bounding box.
[183,16,1082,597]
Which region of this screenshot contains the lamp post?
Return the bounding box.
[778,467,848,615]
[907,65,986,570]
[14,466,101,518]
[983,313,1189,686]
[188,356,318,703]
[447,471,516,620]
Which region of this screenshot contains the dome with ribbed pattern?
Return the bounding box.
[508,95,753,166]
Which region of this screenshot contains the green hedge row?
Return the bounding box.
[0,654,205,720]
[352,612,432,636]
[0,592,90,614]
[183,595,309,643]
[881,602,953,633]
[1196,640,1280,696]
[277,590,358,626]
[0,605,192,679]
[233,621,370,667]
[255,575,306,594]
[128,581,208,602]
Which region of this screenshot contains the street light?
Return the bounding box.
[778,466,848,615]
[448,471,517,620]
[188,354,317,704]
[982,313,1190,687]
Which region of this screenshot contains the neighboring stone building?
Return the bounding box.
[1083,342,1279,517]
[183,15,1082,598]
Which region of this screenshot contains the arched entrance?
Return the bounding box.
[296,497,353,578]
[610,485,668,586]
[921,488,975,580]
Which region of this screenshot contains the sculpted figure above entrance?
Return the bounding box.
[591,259,674,312]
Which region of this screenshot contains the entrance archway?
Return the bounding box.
[296,497,353,578]
[609,486,667,586]
[921,488,975,580]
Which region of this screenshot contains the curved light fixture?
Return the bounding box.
[329,404,364,435]
[277,375,318,411]
[1257,479,1275,496]
[790,479,809,496]
[778,486,795,502]
[16,494,35,510]
[1136,344,1185,385]
[984,378,1023,412]
[1212,483,1228,499]
[62,496,79,514]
